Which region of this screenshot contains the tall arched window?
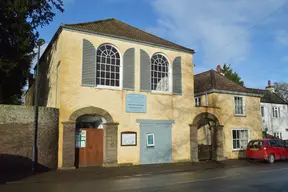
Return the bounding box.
[151,53,170,92]
[96,44,121,87]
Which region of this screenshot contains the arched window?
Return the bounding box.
[151,53,170,92]
[96,44,121,87]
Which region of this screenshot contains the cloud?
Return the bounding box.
[148,0,286,67]
[275,30,288,45]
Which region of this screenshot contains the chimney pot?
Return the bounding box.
[217,65,221,73]
[268,80,271,87]
[266,80,275,93]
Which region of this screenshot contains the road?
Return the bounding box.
[1,162,288,191]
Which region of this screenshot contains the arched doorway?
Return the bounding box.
[190,113,224,161]
[69,106,115,168]
[75,114,106,167]
[62,107,118,169]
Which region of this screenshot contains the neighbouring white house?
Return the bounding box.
[249,81,288,140]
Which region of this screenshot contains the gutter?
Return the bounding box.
[194,89,264,98]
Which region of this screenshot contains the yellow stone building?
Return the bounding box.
[193,67,263,160]
[25,18,263,169]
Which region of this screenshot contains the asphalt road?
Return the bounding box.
[1,162,288,192]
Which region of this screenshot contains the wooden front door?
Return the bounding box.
[77,128,103,167]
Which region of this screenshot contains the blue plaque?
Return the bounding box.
[126,94,146,113]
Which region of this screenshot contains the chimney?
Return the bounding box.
[217,64,225,76]
[217,64,221,73]
[266,80,275,93]
[28,74,35,88]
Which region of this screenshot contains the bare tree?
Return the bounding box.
[274,82,288,102]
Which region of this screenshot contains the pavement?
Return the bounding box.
[1,160,288,191]
[1,159,257,184]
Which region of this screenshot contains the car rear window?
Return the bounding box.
[248,140,263,148]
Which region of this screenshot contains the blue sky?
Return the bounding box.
[35,0,288,89]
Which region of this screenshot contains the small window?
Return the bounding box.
[261,106,264,117]
[234,96,245,115]
[146,133,155,147]
[195,97,201,107]
[232,129,249,150]
[274,132,282,139]
[272,107,281,118]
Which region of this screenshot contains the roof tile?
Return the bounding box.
[247,88,287,104]
[62,18,194,53]
[194,70,255,94]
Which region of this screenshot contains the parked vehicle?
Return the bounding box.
[246,139,288,164]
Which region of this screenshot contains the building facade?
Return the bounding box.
[25,18,198,168]
[249,81,288,140]
[193,67,263,160]
[25,19,264,169]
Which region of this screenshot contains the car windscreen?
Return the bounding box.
[248,140,263,148]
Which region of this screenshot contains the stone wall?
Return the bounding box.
[0,105,59,171]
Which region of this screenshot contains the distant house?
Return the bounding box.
[248,81,288,140]
[194,66,263,160]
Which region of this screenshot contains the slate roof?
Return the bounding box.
[62,18,195,53]
[194,70,256,94]
[247,88,288,105]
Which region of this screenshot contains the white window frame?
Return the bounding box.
[272,106,281,118]
[150,53,172,94]
[195,97,201,107]
[234,96,245,116]
[232,128,250,151]
[146,133,155,147]
[95,44,123,90]
[274,132,282,139]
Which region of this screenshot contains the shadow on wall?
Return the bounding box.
[0,154,51,184]
[0,105,59,184]
[28,36,60,107]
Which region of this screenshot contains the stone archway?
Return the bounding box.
[190,112,224,162]
[62,106,118,169]
[69,106,113,123]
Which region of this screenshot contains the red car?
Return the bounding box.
[246,139,288,164]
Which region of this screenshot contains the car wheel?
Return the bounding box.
[268,154,275,164]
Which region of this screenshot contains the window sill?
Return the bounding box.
[82,84,122,91]
[234,114,246,117]
[151,91,172,95]
[232,149,246,152]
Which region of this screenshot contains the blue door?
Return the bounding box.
[137,120,173,164]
